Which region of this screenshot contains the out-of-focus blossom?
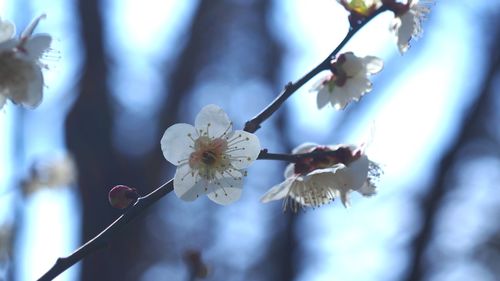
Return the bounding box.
[385,0,433,54]
[312,52,383,110]
[261,143,382,211]
[161,104,261,205]
[22,153,77,195]
[0,14,52,109]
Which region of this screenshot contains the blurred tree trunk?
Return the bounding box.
[403,19,500,281]
[65,0,152,280]
[144,0,297,280]
[66,0,298,280]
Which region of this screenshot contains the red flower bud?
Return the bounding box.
[108,185,138,209]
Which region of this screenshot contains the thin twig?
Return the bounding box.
[243,6,388,133]
[257,148,351,163]
[38,6,390,281]
[38,180,173,281]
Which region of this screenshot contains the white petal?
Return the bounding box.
[329,87,350,110]
[316,87,330,109]
[289,177,334,207]
[348,75,371,96]
[363,56,384,74]
[20,14,46,39]
[226,130,260,169]
[22,64,43,108]
[0,19,15,43]
[160,123,196,165]
[25,34,51,60]
[357,181,377,196]
[308,164,345,176]
[331,155,369,191]
[340,189,351,208]
[260,177,294,203]
[194,104,232,138]
[207,175,244,205]
[341,53,364,76]
[283,163,295,178]
[396,12,415,54]
[173,164,204,201]
[0,38,18,51]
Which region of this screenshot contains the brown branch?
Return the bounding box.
[38,6,391,281]
[257,147,352,163]
[243,6,389,133]
[38,180,173,281]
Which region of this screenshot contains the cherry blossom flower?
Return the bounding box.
[0,14,52,109]
[311,52,383,110]
[161,104,261,205]
[260,143,382,211]
[386,0,433,54]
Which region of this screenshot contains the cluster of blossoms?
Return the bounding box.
[117,0,433,211]
[0,15,51,110]
[311,0,432,111]
[159,104,382,211]
[261,143,381,211]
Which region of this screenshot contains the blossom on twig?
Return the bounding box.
[311,52,383,110]
[385,0,433,54]
[161,104,261,205]
[0,14,52,109]
[260,143,382,211]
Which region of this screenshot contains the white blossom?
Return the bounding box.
[312,52,383,110]
[260,143,382,211]
[0,15,51,109]
[390,0,433,54]
[161,104,261,205]
[22,153,78,195]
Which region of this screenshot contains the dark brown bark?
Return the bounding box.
[65,0,146,280]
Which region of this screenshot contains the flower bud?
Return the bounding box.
[108,185,138,209]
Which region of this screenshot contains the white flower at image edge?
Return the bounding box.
[260,143,342,212]
[161,104,261,205]
[261,143,381,210]
[391,0,432,54]
[312,52,383,110]
[0,15,52,110]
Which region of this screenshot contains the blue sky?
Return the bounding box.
[0,0,497,280]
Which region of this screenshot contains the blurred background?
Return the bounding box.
[0,0,500,280]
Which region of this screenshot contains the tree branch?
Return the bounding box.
[243,6,388,133]
[38,180,173,281]
[38,6,390,281]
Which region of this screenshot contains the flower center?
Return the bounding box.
[189,136,230,181]
[201,150,218,166]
